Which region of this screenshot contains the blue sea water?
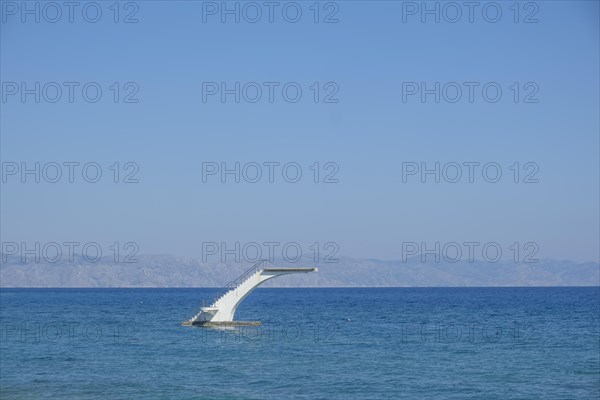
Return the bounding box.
[0,287,598,399]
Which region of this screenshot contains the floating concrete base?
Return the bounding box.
[182,320,262,327]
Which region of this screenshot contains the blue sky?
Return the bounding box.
[1,1,599,262]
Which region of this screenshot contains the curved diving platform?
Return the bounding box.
[184,261,317,326]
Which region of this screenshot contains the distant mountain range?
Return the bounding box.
[1,254,598,287]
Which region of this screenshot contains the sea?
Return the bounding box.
[1,287,598,399]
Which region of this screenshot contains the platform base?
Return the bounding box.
[182,320,262,327]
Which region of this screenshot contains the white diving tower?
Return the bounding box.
[183,260,317,326]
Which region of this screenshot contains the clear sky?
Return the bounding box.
[1,1,599,263]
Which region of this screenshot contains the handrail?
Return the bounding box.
[224,259,267,289]
[210,260,267,305]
